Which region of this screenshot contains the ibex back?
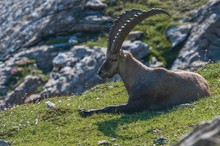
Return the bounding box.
[78,8,210,117]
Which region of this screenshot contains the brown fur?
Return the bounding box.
[78,51,210,116]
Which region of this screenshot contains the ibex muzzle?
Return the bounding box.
[98,53,121,79]
[78,8,210,117]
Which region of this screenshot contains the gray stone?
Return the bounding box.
[122,40,151,60]
[45,101,56,108]
[154,137,167,145]
[52,53,68,69]
[5,75,42,106]
[72,15,113,32]
[165,24,191,49]
[41,45,106,97]
[0,140,11,146]
[20,45,58,70]
[98,140,110,146]
[172,0,220,70]
[68,36,78,45]
[176,116,220,146]
[85,0,107,10]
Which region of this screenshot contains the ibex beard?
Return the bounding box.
[78,8,210,117]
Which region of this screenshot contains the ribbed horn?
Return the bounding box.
[108,8,170,54]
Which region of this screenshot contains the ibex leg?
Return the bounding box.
[78,101,145,117]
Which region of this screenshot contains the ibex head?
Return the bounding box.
[98,8,170,79]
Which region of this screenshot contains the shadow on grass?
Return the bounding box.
[97,109,175,139]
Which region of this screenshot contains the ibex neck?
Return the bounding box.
[118,54,150,94]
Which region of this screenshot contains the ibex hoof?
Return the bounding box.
[78,109,92,117]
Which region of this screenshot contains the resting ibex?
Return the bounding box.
[78,8,210,116]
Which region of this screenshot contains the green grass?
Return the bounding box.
[0,62,220,145]
[46,38,69,45]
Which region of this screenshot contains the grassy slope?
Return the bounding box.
[0,62,220,145]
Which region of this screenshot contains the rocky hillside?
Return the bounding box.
[1,0,220,108]
[172,0,220,70]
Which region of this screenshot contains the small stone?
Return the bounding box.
[122,40,151,60]
[52,53,68,67]
[151,129,161,134]
[98,140,110,146]
[68,36,78,45]
[45,101,55,108]
[86,0,107,10]
[0,139,11,146]
[154,137,167,145]
[165,24,191,49]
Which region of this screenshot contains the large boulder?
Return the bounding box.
[171,0,220,70]
[5,75,42,106]
[41,45,106,97]
[176,116,220,146]
[122,40,151,60]
[0,140,11,146]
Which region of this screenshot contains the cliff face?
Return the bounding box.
[0,0,84,61]
[0,0,112,106]
[172,0,220,70]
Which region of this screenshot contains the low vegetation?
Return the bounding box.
[0,62,219,145]
[4,58,49,92]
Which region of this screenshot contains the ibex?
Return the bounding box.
[78,8,210,116]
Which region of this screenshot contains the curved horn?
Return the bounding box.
[108,8,170,54]
[107,9,142,52]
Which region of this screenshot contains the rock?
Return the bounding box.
[176,116,220,146]
[68,36,78,45]
[127,31,144,41]
[154,137,167,145]
[41,45,106,97]
[172,0,220,70]
[122,40,151,60]
[72,15,113,32]
[45,101,56,108]
[25,94,41,103]
[98,140,110,146]
[165,24,192,49]
[52,53,68,70]
[5,75,42,107]
[21,45,58,70]
[85,0,107,10]
[0,140,11,146]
